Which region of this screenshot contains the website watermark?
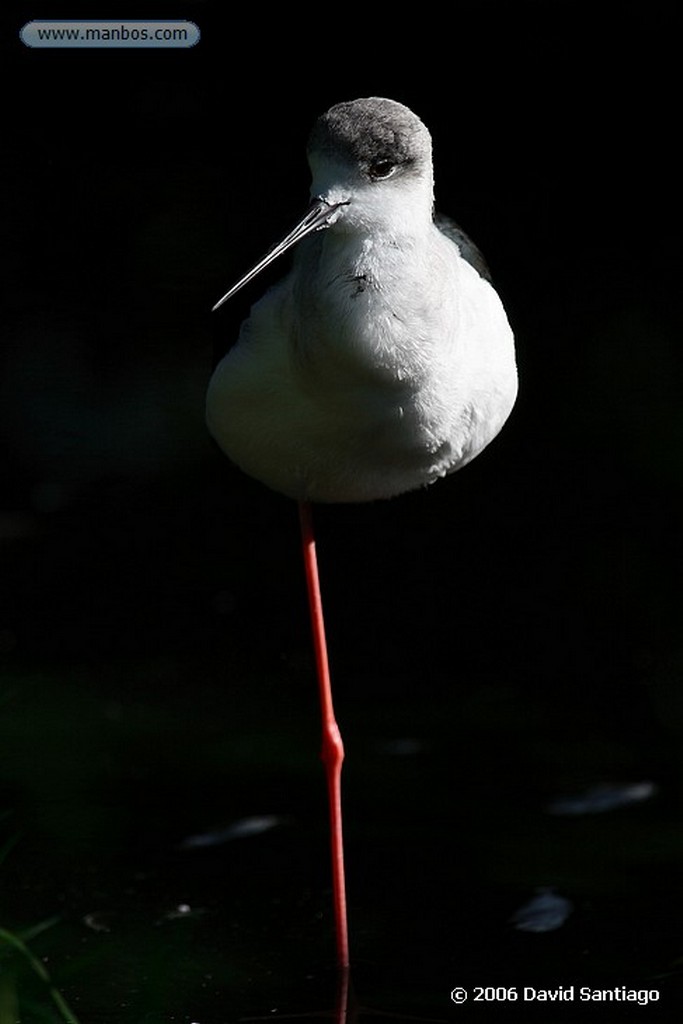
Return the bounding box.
[20,20,200,49]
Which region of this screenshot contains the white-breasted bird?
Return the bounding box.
[207,97,517,502]
[207,97,518,972]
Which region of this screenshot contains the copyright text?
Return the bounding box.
[450,985,660,1005]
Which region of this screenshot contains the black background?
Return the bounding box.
[1,1,682,1020]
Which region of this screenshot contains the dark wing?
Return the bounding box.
[434,212,492,283]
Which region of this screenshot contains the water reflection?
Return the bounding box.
[179,814,289,849]
[510,887,573,933]
[546,781,657,816]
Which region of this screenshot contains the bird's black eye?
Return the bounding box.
[367,160,397,181]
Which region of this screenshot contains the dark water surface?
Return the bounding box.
[2,483,683,1021]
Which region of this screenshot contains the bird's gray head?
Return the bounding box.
[308,97,433,184]
[307,98,435,234]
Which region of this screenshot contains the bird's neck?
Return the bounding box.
[291,222,457,387]
[323,215,432,285]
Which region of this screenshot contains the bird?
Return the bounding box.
[207,97,517,504]
[208,97,518,972]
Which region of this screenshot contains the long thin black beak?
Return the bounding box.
[212,198,348,312]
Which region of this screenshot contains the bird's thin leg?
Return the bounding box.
[298,500,350,971]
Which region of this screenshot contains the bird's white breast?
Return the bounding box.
[206,225,517,503]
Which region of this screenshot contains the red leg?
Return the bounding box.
[298,500,350,970]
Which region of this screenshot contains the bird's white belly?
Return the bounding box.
[208,367,449,502]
